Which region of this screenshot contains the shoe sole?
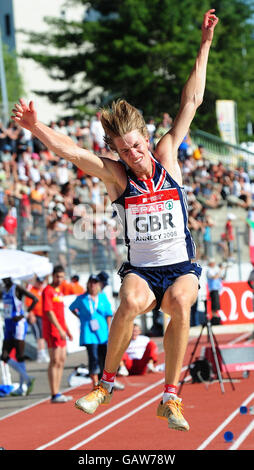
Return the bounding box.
[75,399,110,414]
[157,415,190,432]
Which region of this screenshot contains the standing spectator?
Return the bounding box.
[42,265,73,403]
[206,259,226,325]
[90,112,106,155]
[68,275,85,295]
[25,276,49,363]
[225,213,236,261]
[3,208,17,243]
[61,275,85,296]
[69,274,113,388]
[199,207,214,260]
[0,277,38,396]
[97,271,110,291]
[118,323,158,376]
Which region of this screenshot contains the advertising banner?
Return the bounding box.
[246,209,254,264]
[207,281,254,325]
[215,100,238,145]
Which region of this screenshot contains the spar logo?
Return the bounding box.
[165,200,173,210]
[130,199,173,215]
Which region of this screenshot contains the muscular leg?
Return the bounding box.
[48,346,66,395]
[104,274,156,374]
[160,274,199,387]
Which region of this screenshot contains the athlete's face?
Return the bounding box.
[114,130,151,176]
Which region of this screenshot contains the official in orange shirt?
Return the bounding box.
[69,275,85,295]
[60,275,85,296]
[25,276,49,363]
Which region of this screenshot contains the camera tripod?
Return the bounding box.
[178,312,235,395]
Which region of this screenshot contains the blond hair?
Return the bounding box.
[100,99,148,151]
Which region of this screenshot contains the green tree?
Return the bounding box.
[2,44,25,115]
[21,0,254,140]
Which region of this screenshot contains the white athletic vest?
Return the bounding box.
[112,155,196,267]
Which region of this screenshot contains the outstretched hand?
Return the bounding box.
[11,98,38,131]
[202,9,219,42]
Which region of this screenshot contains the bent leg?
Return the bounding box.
[104,273,156,374]
[74,275,156,414]
[161,274,199,387]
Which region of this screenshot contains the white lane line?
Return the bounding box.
[36,376,165,450]
[197,392,254,450]
[229,419,254,450]
[0,331,245,422]
[70,392,162,450]
[37,329,248,450]
[1,330,246,448]
[227,332,250,345]
[0,385,75,422]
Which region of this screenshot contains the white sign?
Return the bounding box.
[216,100,238,145]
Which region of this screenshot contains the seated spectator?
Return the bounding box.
[118,323,158,376]
[196,182,224,209]
[177,131,193,163]
[192,145,204,162]
[56,119,68,136]
[56,160,70,188]
[154,112,173,146]
[47,214,76,268]
[30,181,44,229]
[146,117,156,150]
[1,144,13,179]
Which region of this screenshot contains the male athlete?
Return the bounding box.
[0,277,38,395]
[12,9,218,430]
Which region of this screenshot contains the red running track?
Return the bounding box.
[0,332,254,452]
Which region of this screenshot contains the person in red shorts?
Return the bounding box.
[42,265,73,403]
[118,323,158,376]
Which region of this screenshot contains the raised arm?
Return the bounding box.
[155,9,218,175]
[11,99,119,184]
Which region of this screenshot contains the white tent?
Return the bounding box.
[0,249,53,281]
